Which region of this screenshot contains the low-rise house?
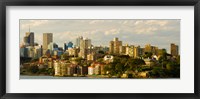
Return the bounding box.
[54,60,70,76]
[143,58,155,67]
[152,55,158,60]
[54,60,61,76]
[60,61,70,76]
[94,64,100,75]
[90,62,106,75]
[88,66,94,75]
[67,64,79,76]
[39,55,48,64]
[39,55,53,66]
[48,61,53,68]
[87,52,96,61]
[121,74,128,78]
[38,64,48,69]
[100,64,106,75]
[104,55,114,63]
[138,71,149,78]
[67,65,74,76]
[82,66,88,75]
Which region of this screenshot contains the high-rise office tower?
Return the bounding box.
[43,33,53,54]
[64,43,67,51]
[75,36,83,47]
[134,46,140,58]
[109,41,114,54]
[68,42,73,48]
[79,38,92,59]
[48,42,58,55]
[171,43,179,56]
[23,36,29,46]
[24,32,34,46]
[119,46,126,55]
[109,37,122,54]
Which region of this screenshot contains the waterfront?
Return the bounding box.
[20,75,119,79]
[20,20,180,79]
[20,75,179,79]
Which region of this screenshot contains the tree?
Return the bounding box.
[120,58,128,65]
[160,49,167,60]
[165,61,180,78]
[104,64,112,74]
[166,62,174,70]
[98,50,105,54]
[150,67,165,78]
[119,55,130,59]
[61,53,69,60]
[47,68,54,75]
[75,57,83,65]
[113,57,121,64]
[176,55,180,65]
[31,57,39,62]
[28,66,39,74]
[126,58,137,70]
[38,68,47,74]
[110,63,116,75]
[134,59,145,66]
[97,58,103,63]
[115,63,124,74]
[144,52,153,58]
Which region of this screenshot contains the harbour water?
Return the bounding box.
[20,75,118,79]
[20,75,178,79]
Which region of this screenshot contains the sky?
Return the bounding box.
[20,19,180,53]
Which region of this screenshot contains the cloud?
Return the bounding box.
[145,20,168,26]
[89,20,105,24]
[104,29,120,35]
[134,20,144,25]
[130,20,180,35]
[20,20,49,30]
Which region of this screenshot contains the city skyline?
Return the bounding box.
[20,19,180,79]
[20,19,180,53]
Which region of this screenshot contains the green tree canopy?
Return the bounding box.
[98,50,105,54]
[28,66,39,74]
[144,52,153,58]
[61,53,69,60]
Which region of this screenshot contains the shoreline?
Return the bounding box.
[20,75,180,79]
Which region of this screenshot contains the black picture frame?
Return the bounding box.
[0,0,200,99]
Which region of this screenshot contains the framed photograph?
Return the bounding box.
[0,0,200,99]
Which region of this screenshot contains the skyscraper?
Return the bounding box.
[34,45,43,58]
[43,33,53,54]
[109,41,114,54]
[48,42,58,55]
[23,36,29,46]
[109,37,122,54]
[68,42,73,48]
[134,46,140,58]
[119,46,126,55]
[144,44,152,53]
[79,38,92,59]
[171,43,179,56]
[128,45,134,57]
[64,43,67,51]
[75,36,83,47]
[24,32,34,46]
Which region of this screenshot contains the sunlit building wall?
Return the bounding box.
[109,37,122,54]
[43,33,53,54]
[25,32,34,46]
[171,43,179,56]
